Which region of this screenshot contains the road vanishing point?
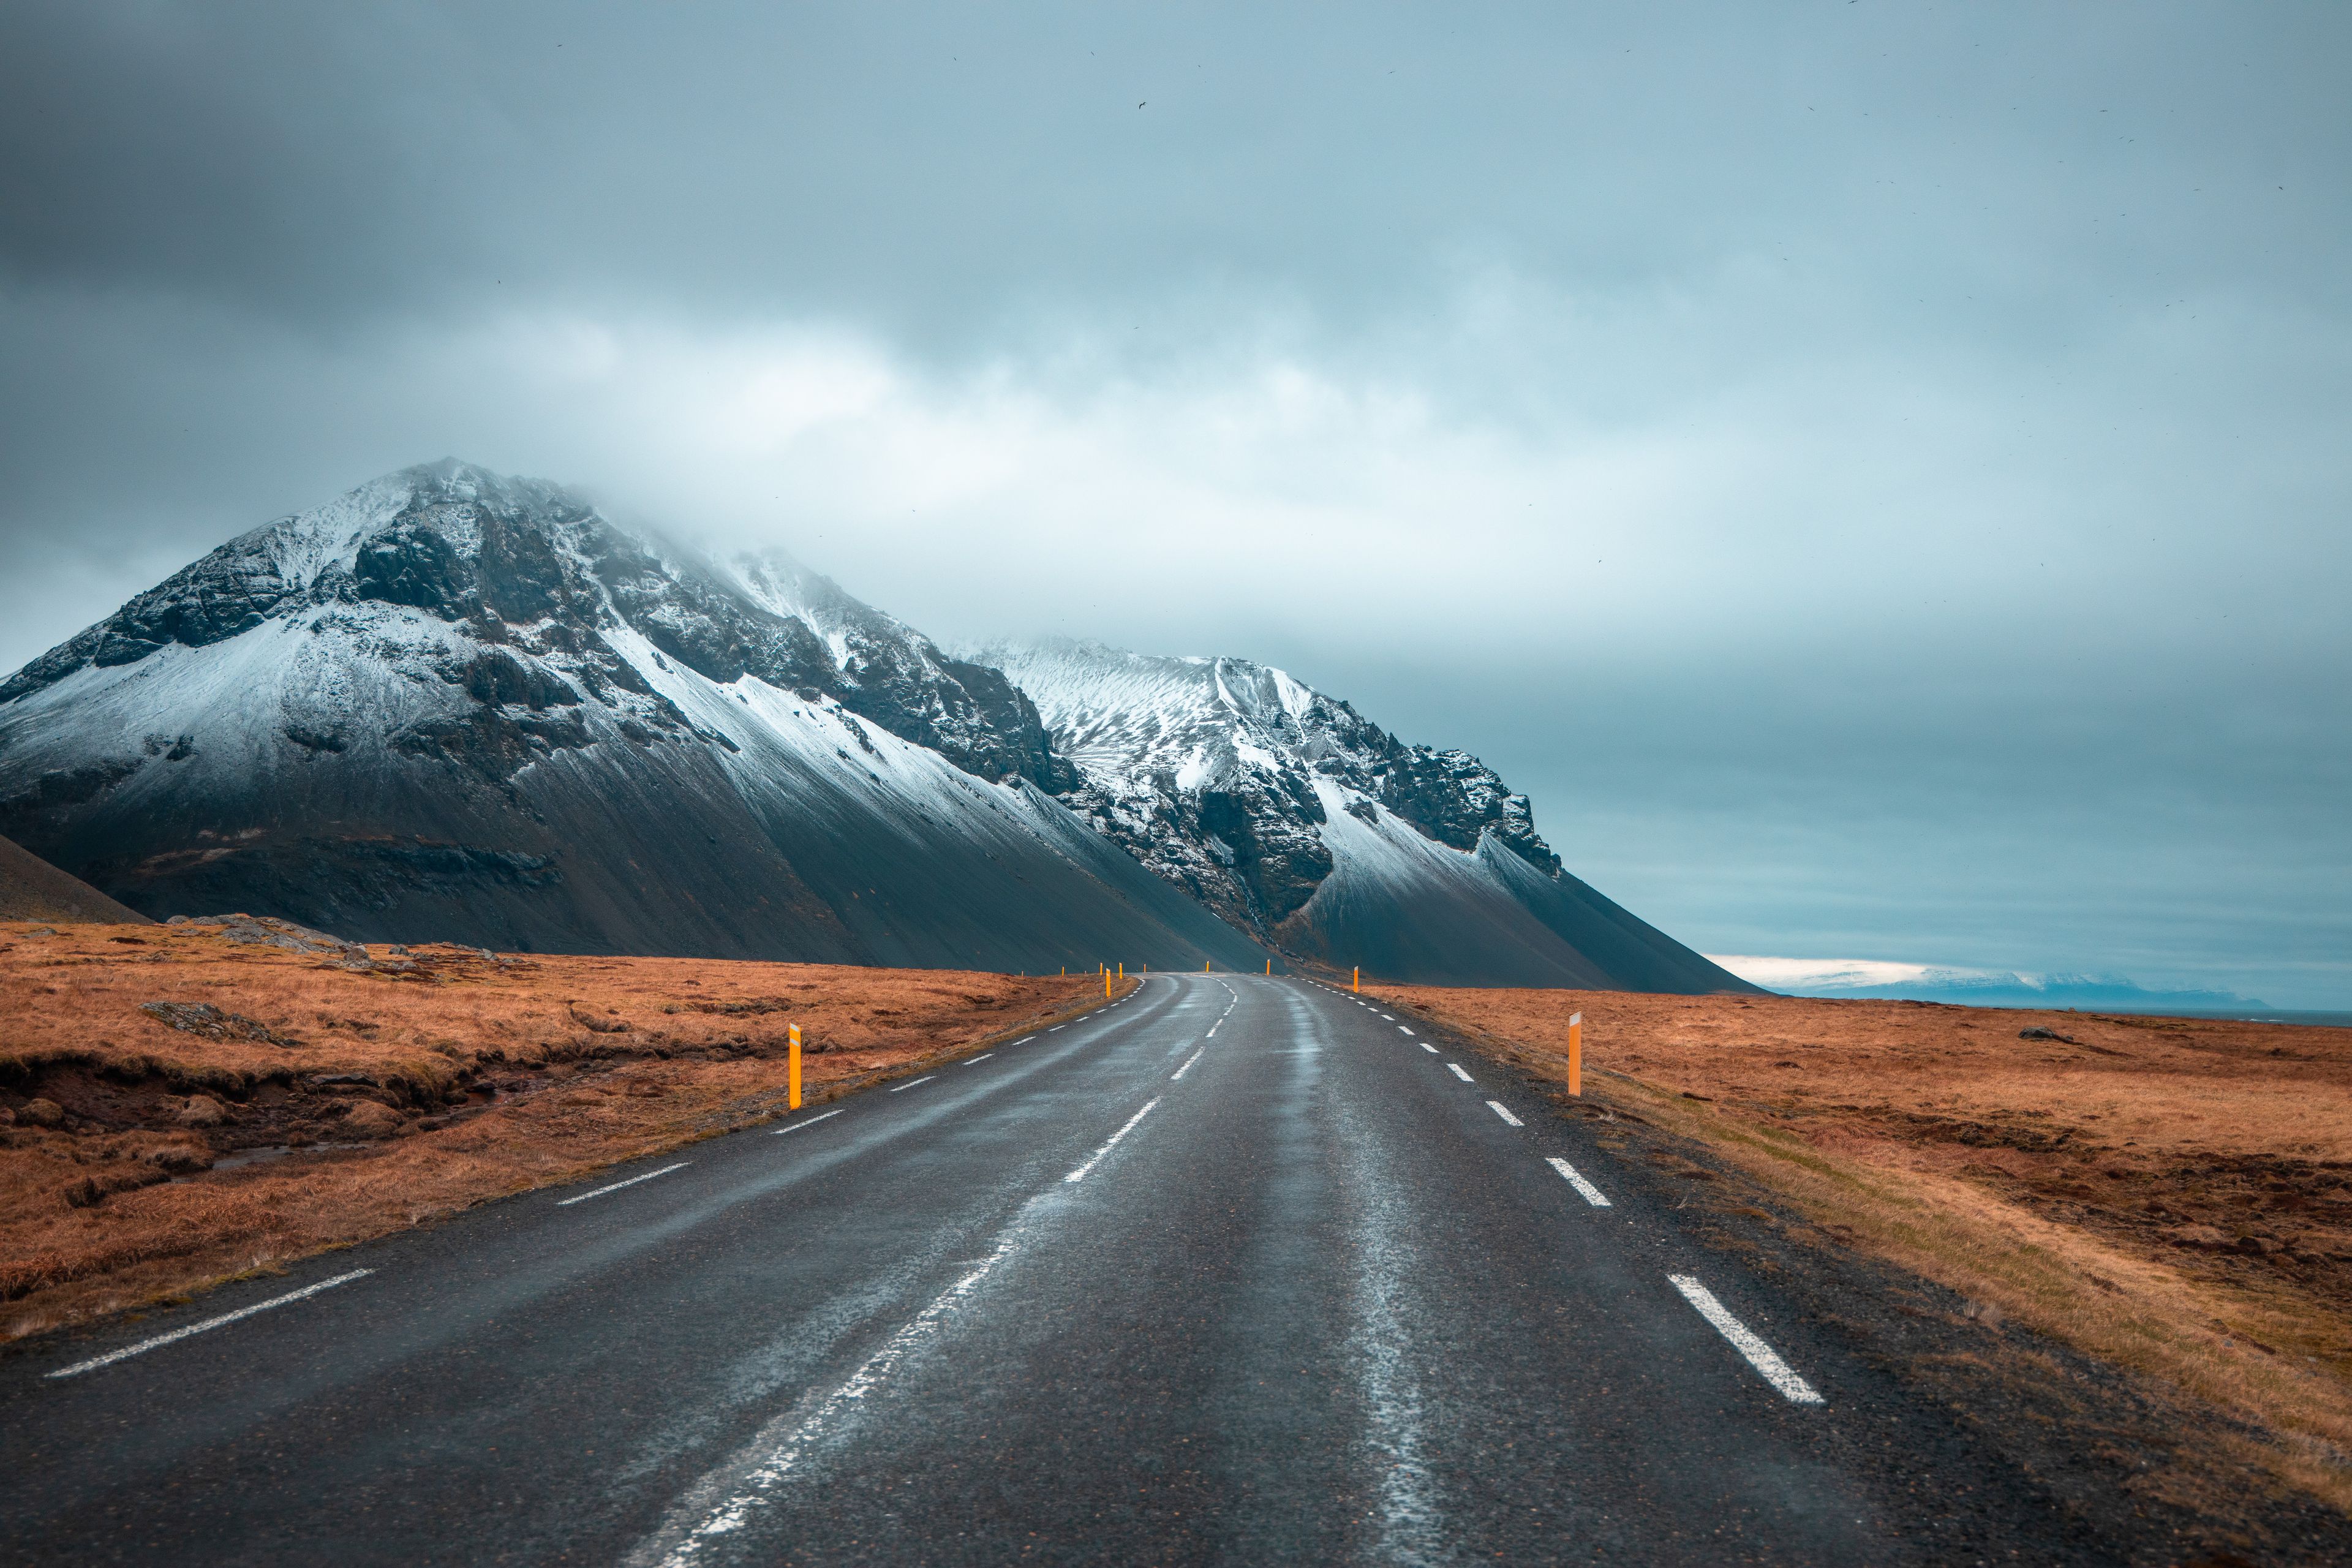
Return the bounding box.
[5,975,2063,1564]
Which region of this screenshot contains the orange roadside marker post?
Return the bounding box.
[1567,1011,1582,1097]
[789,1023,803,1110]
[1353,966,1360,993]
[1265,959,1271,975]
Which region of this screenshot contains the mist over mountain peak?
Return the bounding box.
[0,462,1747,991]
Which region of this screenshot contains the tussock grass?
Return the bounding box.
[0,921,1128,1338]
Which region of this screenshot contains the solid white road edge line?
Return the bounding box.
[1668,1274,1825,1405]
[1485,1101,1523,1126]
[771,1109,844,1136]
[1447,1063,1474,1082]
[1545,1156,1612,1206]
[1064,1097,1163,1183]
[47,1270,374,1379]
[888,1076,935,1093]
[649,1229,1027,1564]
[1171,1048,1206,1080]
[559,1162,690,1205]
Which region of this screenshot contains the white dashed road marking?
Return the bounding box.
[1668,1275,1825,1405]
[1064,1098,1162,1184]
[559,1162,690,1205]
[1397,1026,1413,1035]
[46,1270,374,1380]
[1419,1042,1438,1054]
[1171,1048,1205,1080]
[1486,1101,1523,1127]
[1545,1156,1611,1206]
[1446,1063,1474,1083]
[772,1109,844,1136]
[888,1076,935,1093]
[963,1054,993,1066]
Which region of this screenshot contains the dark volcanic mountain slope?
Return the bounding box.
[0,832,150,924]
[983,639,1757,992]
[0,462,1260,970]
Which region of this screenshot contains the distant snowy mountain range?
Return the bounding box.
[0,459,1747,989]
[1708,955,2268,1012]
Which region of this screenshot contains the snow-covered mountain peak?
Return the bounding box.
[978,636,1561,940]
[3,461,1069,792]
[981,639,1351,790]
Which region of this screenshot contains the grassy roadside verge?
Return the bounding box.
[1374,982,2352,1518]
[0,918,1137,1343]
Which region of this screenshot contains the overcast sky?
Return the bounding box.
[3,2,2346,1005]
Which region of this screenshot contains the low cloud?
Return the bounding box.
[2,2,2347,1003]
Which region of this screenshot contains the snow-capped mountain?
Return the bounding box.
[0,461,1261,970]
[981,639,1754,992]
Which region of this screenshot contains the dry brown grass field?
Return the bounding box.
[1374,982,2352,1513]
[0,919,1124,1340]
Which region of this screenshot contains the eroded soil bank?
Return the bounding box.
[0,918,1122,1338]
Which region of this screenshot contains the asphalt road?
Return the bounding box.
[2,974,2083,1565]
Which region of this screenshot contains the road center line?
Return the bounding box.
[559,1162,691,1205]
[1545,1156,1613,1206]
[1063,1097,1162,1183]
[888,1076,935,1093]
[1486,1101,1523,1126]
[1446,1063,1474,1082]
[1170,1048,1205,1080]
[771,1108,843,1136]
[1668,1275,1825,1405]
[45,1269,374,1380]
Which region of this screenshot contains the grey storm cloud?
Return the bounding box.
[1,1,2347,1003]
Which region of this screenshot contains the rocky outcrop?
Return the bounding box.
[1377,747,1559,875]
